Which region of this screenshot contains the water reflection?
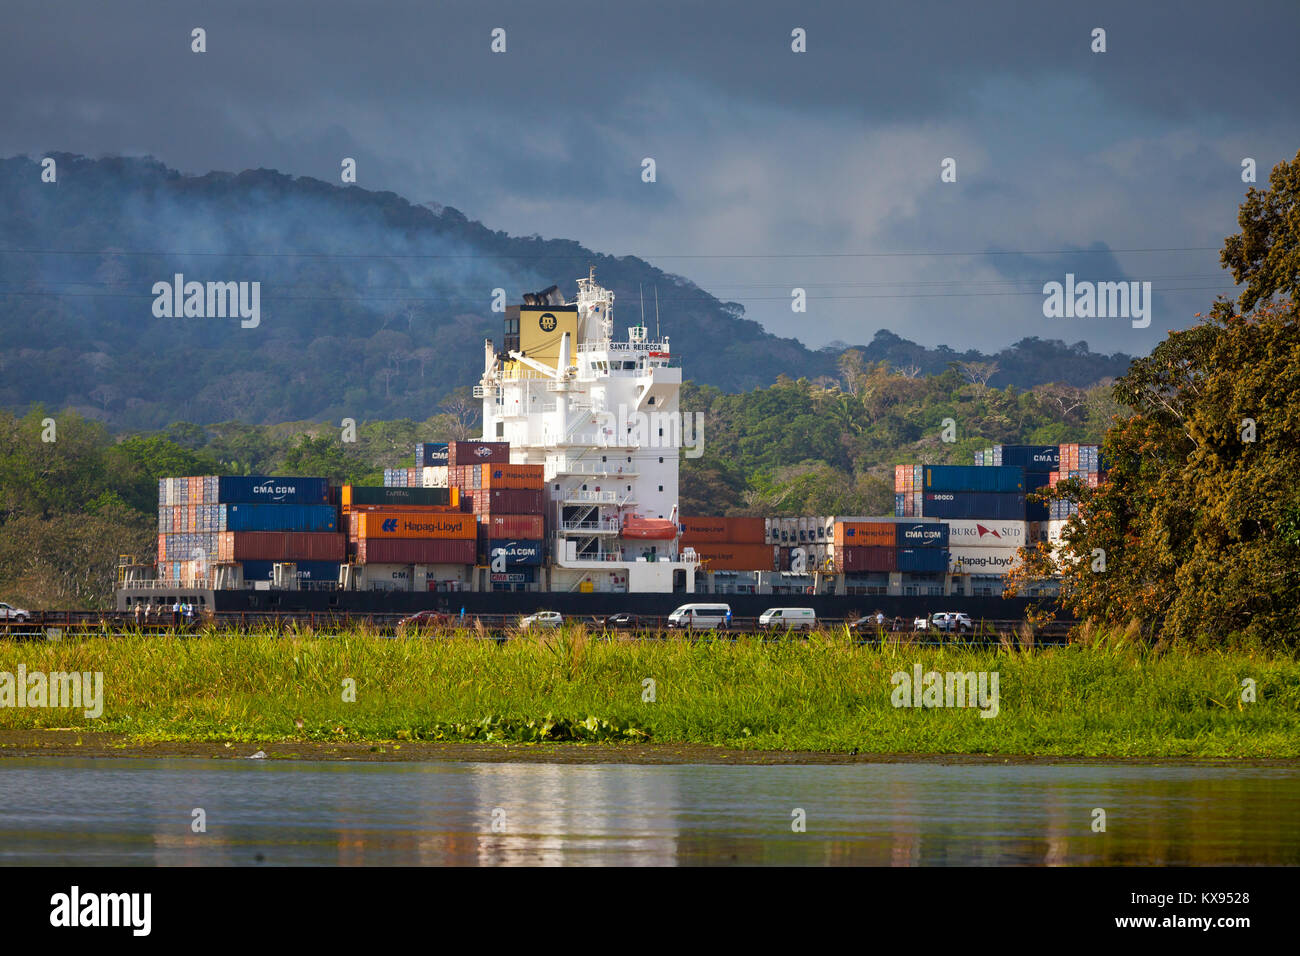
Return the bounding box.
[0,758,1295,866]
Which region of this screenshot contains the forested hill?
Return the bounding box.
[1,154,1132,429]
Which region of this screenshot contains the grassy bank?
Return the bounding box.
[1,628,1297,757]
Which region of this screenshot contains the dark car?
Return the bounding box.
[396,610,450,629]
[599,613,641,629]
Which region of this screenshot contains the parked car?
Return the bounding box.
[758,607,817,630]
[599,613,641,629]
[917,612,973,633]
[397,610,449,629]
[0,602,30,622]
[849,613,890,631]
[519,611,563,630]
[666,603,731,630]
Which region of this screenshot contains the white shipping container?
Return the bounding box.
[947,547,1023,575]
[421,466,449,488]
[944,519,1027,549]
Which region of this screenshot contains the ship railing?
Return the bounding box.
[556,462,639,477]
[559,520,620,533]
[576,340,670,354]
[563,490,619,504]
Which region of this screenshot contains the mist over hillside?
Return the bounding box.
[1,154,1132,428]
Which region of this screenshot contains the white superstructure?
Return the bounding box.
[475,270,697,594]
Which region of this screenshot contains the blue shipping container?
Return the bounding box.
[223,503,338,532]
[216,476,330,505]
[897,548,949,573]
[894,523,949,548]
[924,465,1024,493]
[487,539,544,566]
[415,442,449,467]
[239,560,342,582]
[922,492,1027,520]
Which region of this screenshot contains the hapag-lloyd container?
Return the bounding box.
[680,516,766,544]
[447,440,510,467]
[944,519,1027,549]
[924,465,1024,493]
[479,463,545,490]
[217,532,347,562]
[353,537,476,565]
[691,543,777,571]
[486,539,544,565]
[921,492,1026,520]
[481,514,544,539]
[350,511,477,540]
[947,547,1023,575]
[832,521,896,547]
[894,522,949,548]
[896,547,949,573]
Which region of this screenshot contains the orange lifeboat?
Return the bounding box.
[621,515,679,540]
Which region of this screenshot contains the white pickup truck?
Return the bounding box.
[0,601,30,622]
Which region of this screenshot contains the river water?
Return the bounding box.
[0,758,1295,865]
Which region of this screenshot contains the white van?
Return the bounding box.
[758,607,817,630]
[667,603,732,630]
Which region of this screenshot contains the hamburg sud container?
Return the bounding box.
[353,537,476,565]
[350,511,477,539]
[924,465,1023,493]
[415,443,449,467]
[834,546,896,573]
[944,519,1027,549]
[217,532,347,562]
[447,441,510,467]
[921,492,1026,521]
[894,522,949,548]
[342,485,451,509]
[487,539,544,565]
[896,547,949,573]
[238,560,342,582]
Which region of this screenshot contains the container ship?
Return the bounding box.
[117,271,1097,621]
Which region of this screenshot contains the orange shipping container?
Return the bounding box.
[689,543,776,571]
[349,511,477,540]
[479,463,545,490]
[679,516,765,544]
[832,521,897,547]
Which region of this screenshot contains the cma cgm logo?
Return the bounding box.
[253,482,293,500]
[539,312,557,332]
[381,518,398,532]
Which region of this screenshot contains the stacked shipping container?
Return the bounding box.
[679,516,772,570]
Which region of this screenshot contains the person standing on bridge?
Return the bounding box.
[134,602,143,628]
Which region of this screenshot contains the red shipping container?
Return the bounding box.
[448,441,510,467]
[217,532,347,562]
[354,537,476,565]
[479,463,544,489]
[477,488,543,514]
[480,513,544,539]
[834,546,897,573]
[690,543,777,571]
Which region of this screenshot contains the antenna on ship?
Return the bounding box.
[654,286,660,341]
[639,284,645,326]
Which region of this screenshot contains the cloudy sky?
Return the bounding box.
[3,0,1297,354]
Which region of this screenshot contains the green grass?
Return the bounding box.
[1,625,1298,757]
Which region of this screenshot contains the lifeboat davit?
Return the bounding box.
[621,515,679,540]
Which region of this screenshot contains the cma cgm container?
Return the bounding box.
[896,547,949,573]
[215,476,330,505]
[924,465,1024,493]
[832,521,896,548]
[415,442,449,467]
[922,492,1026,521]
[238,560,342,582]
[350,511,477,540]
[353,537,476,565]
[447,441,510,467]
[221,503,338,532]
[834,546,896,573]
[486,539,544,565]
[481,514,545,539]
[217,532,347,562]
[341,485,451,509]
[894,522,949,548]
